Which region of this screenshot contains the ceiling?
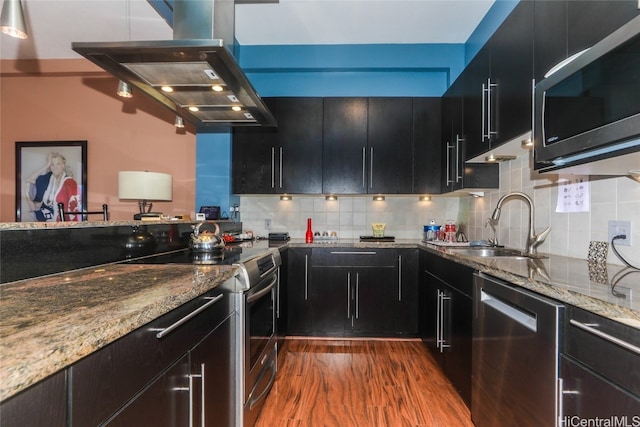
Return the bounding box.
[0,0,495,61]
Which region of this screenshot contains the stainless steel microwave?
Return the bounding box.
[534,14,640,175]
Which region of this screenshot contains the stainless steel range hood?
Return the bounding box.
[72,0,276,129]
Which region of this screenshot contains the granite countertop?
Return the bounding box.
[0,219,196,230]
[0,262,238,402]
[2,237,638,402]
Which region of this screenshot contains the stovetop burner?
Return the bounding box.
[126,246,243,266]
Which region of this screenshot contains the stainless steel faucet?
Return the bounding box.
[490,192,551,256]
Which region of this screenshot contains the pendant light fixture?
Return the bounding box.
[0,0,28,39]
[117,80,133,98]
[174,116,185,128]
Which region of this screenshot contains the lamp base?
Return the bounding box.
[134,212,163,220]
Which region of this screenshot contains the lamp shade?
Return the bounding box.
[118,171,172,201]
[0,0,28,39]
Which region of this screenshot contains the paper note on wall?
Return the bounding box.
[556,175,590,213]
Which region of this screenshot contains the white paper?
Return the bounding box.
[556,175,590,213]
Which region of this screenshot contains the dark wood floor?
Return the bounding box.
[255,338,474,427]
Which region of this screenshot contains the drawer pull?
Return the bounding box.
[329,251,377,255]
[156,294,224,339]
[570,319,640,356]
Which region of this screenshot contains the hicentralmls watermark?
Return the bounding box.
[560,416,640,427]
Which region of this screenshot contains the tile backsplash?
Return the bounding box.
[239,151,639,266]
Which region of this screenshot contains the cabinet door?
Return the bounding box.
[442,282,472,408]
[412,98,442,194]
[489,0,534,146]
[287,248,313,335]
[420,269,445,369]
[0,370,67,427]
[190,315,234,427]
[395,248,419,335]
[277,98,323,194]
[105,354,190,427]
[462,45,491,160]
[568,0,640,56]
[232,98,279,194]
[351,266,396,335]
[368,97,414,193]
[534,0,568,81]
[309,266,350,336]
[441,82,466,193]
[322,98,368,194]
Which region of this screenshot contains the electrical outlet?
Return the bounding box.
[608,220,632,246]
[264,219,271,231]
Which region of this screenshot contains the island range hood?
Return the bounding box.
[72,0,276,129]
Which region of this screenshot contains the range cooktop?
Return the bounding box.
[126,244,272,266]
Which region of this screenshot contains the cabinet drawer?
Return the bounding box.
[564,305,640,397]
[70,290,233,427]
[311,248,396,267]
[423,251,473,297]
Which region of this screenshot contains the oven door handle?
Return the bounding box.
[247,274,278,304]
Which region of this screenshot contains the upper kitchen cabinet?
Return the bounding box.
[232,98,279,194]
[413,98,442,195]
[322,98,369,194]
[232,98,323,194]
[464,1,534,160]
[534,0,639,81]
[367,98,414,194]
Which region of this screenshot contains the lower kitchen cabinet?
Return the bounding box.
[560,305,640,419]
[0,370,67,427]
[70,290,235,427]
[286,247,418,337]
[420,250,473,407]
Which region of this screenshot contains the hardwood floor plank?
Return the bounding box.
[255,338,474,427]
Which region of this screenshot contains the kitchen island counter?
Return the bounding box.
[0,262,238,402]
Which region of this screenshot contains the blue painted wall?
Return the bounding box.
[194,1,519,211]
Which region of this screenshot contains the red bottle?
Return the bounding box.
[305,218,314,243]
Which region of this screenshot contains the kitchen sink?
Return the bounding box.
[449,247,547,260]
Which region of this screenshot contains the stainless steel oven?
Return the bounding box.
[232,248,281,427]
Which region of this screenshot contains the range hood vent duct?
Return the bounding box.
[72,0,276,129]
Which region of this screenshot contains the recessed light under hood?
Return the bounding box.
[71,1,276,129]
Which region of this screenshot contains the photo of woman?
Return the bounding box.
[16,141,87,222]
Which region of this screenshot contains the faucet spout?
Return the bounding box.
[491,192,550,256]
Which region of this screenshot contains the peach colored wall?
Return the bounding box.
[1,59,196,222]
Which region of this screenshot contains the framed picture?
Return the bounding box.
[15,141,87,222]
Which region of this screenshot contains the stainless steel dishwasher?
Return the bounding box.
[472,272,564,427]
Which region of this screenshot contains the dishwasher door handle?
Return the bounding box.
[481,289,537,332]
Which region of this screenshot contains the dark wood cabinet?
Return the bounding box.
[232,98,322,194]
[286,248,313,335]
[534,0,568,81]
[395,248,419,335]
[232,98,279,194]
[0,370,67,427]
[287,248,417,337]
[368,97,414,194]
[420,250,473,407]
[277,98,323,194]
[413,98,442,194]
[463,1,534,160]
[322,98,369,194]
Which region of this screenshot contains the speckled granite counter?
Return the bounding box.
[419,243,640,329]
[0,262,238,401]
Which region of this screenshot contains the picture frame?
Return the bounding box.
[15,141,88,222]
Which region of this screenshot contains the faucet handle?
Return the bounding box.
[535,226,551,244]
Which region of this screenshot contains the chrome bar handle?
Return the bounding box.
[440,293,451,350]
[271,147,275,188]
[370,147,374,188]
[456,135,463,182]
[304,254,308,301]
[481,82,487,141]
[570,319,640,356]
[355,273,360,319]
[347,272,351,319]
[200,363,205,427]
[189,372,195,427]
[362,147,366,188]
[156,295,223,339]
[446,142,453,185]
[398,255,403,301]
[330,251,377,255]
[279,146,283,189]
[531,78,536,144]
[436,290,442,351]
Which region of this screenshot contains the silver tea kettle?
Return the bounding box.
[190,221,225,252]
